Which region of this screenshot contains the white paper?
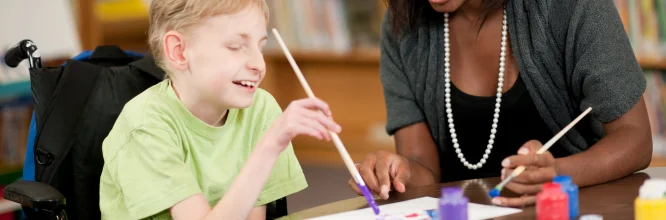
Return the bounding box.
[307,197,522,220]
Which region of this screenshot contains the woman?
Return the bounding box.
[349,0,652,207]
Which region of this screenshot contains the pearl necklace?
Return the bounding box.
[444,9,508,170]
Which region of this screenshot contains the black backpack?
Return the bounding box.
[3,43,287,220]
[38,46,164,219]
[28,45,164,220]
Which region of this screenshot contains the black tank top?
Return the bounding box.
[440,75,572,182]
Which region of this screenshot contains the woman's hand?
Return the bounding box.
[494,140,558,207]
[348,151,411,200]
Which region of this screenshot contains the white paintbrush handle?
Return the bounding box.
[271,28,365,183]
[537,107,592,154]
[511,107,593,177]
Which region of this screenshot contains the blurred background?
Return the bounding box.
[0,0,665,218]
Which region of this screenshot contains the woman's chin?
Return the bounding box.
[429,0,449,4]
[429,0,464,13]
[430,4,454,13]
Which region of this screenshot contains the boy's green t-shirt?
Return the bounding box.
[98,80,307,220]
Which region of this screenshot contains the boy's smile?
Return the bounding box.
[232,79,258,93]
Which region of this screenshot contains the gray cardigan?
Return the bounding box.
[380,0,646,154]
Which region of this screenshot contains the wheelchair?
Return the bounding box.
[1,40,288,220]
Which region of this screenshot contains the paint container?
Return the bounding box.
[635,179,666,220]
[553,175,578,219]
[439,187,468,220]
[536,183,568,220]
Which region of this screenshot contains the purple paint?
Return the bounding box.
[357,182,381,215]
[439,187,468,220]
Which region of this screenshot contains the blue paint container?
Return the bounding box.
[553,175,579,219]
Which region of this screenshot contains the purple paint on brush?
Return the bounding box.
[358,183,381,215]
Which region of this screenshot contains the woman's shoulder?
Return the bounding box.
[512,0,621,29]
[509,0,627,63]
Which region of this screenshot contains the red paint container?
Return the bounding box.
[537,183,569,220]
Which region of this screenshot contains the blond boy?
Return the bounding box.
[98,0,341,219]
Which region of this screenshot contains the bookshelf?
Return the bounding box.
[615,0,666,167]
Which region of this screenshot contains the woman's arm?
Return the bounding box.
[496,97,651,207]
[494,0,652,207]
[555,0,653,187]
[556,97,652,187]
[394,122,441,186]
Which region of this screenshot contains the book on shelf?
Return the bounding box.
[0,104,31,170]
[96,0,149,22]
[614,0,666,63]
[264,0,384,54]
[0,106,28,215]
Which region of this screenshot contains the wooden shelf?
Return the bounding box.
[651,156,666,167]
[638,58,666,70]
[100,16,150,52]
[264,48,380,64]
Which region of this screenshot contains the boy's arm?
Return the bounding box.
[171,96,332,219]
[170,140,282,220]
[247,206,267,220]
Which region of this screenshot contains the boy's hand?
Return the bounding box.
[262,98,341,152]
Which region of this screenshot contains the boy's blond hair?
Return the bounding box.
[148,0,269,75]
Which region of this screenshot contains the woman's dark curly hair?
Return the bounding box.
[384,0,508,36]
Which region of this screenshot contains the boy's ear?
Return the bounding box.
[163,30,188,71]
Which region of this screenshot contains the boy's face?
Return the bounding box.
[179,5,268,109]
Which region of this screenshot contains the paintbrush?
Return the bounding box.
[270,28,381,215]
[488,107,593,198]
